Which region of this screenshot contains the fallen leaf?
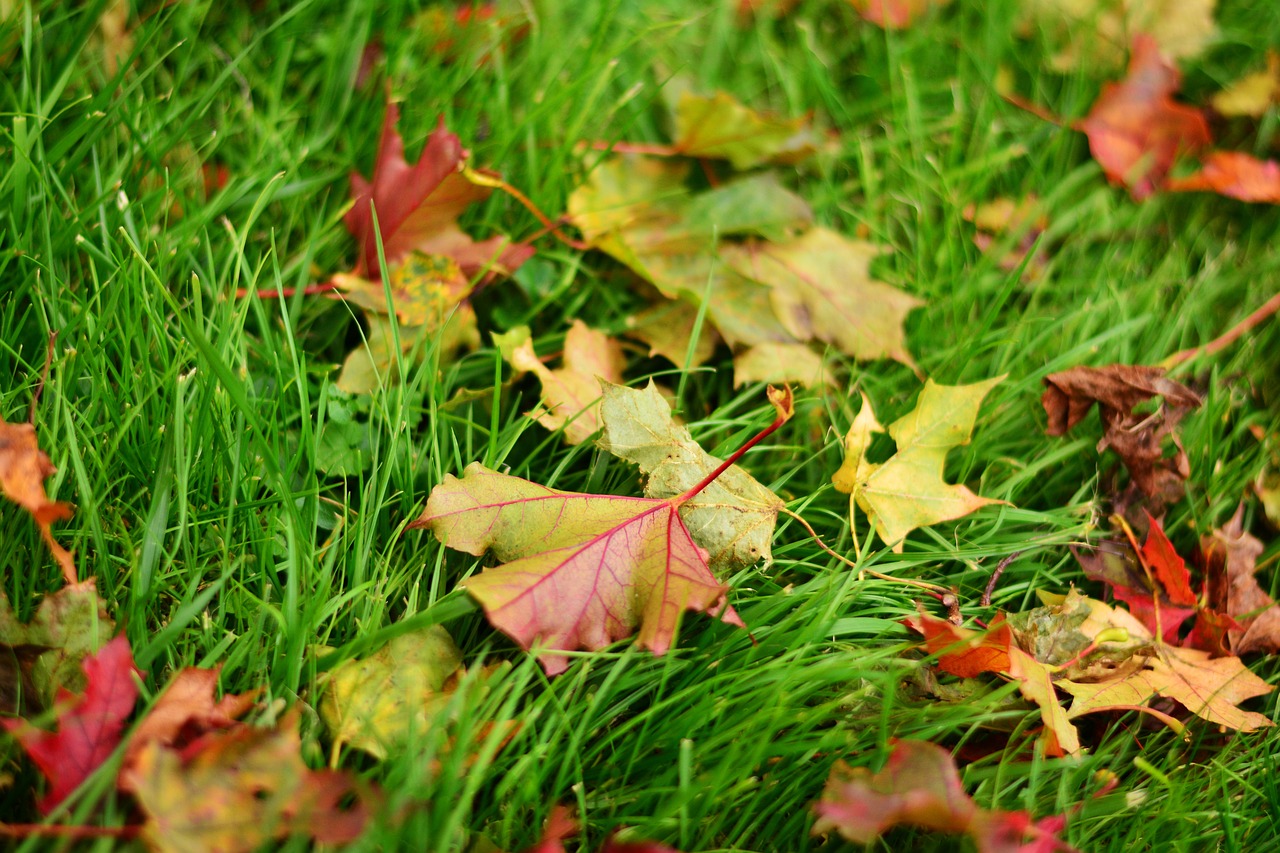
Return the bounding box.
[345,103,531,282]
[507,320,626,445]
[1060,644,1273,732]
[1041,364,1200,504]
[732,342,830,388]
[723,228,922,368]
[336,300,481,395]
[318,625,464,759]
[905,613,1080,755]
[93,0,132,76]
[124,667,258,765]
[812,739,1069,851]
[334,250,472,328]
[1211,53,1280,117]
[1201,507,1280,654]
[413,462,743,675]
[413,389,791,674]
[625,298,722,367]
[1075,35,1211,199]
[0,580,115,704]
[2,635,138,813]
[833,377,1007,551]
[1022,0,1217,71]
[672,91,817,168]
[849,0,950,29]
[1166,151,1280,203]
[124,709,373,852]
[0,418,76,583]
[1073,533,1197,645]
[596,381,786,571]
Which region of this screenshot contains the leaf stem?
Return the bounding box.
[29,329,56,424]
[464,167,591,250]
[1162,289,1280,368]
[673,387,793,506]
[779,507,953,596]
[585,140,682,157]
[235,281,340,300]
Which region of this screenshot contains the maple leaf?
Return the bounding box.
[722,227,923,368]
[1200,507,1280,655]
[1166,151,1280,203]
[345,102,531,282]
[318,624,514,763]
[625,298,722,368]
[732,342,831,388]
[596,381,786,571]
[412,388,792,674]
[1073,529,1197,645]
[832,377,1007,552]
[671,91,818,168]
[1042,364,1200,505]
[566,156,812,356]
[1075,35,1211,199]
[0,417,76,583]
[812,740,1071,851]
[122,709,374,852]
[124,666,257,764]
[905,613,1081,756]
[849,0,951,29]
[2,634,138,813]
[506,320,626,445]
[0,580,115,706]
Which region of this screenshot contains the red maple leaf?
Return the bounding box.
[1076,516,1198,644]
[345,102,532,282]
[2,634,139,813]
[1076,35,1210,199]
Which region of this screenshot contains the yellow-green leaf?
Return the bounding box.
[673,91,818,169]
[833,377,1006,551]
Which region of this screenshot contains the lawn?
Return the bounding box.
[4,1,1280,850]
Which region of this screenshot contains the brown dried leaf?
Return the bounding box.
[1042,364,1200,504]
[1202,507,1280,654]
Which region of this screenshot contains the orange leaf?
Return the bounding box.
[1167,151,1280,203]
[1076,35,1210,199]
[0,418,76,583]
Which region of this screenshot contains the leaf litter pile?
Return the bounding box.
[5,1,1280,851]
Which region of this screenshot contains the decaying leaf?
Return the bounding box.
[723,228,922,369]
[625,298,722,368]
[1166,151,1280,203]
[1201,507,1280,655]
[596,381,785,570]
[414,389,791,674]
[671,91,817,169]
[1022,0,1218,71]
[124,666,258,764]
[2,635,138,813]
[507,320,626,445]
[0,418,76,583]
[905,612,1081,755]
[833,377,1006,551]
[318,625,511,761]
[124,710,374,852]
[849,0,951,29]
[1042,364,1200,505]
[732,342,830,388]
[1211,53,1280,117]
[1075,35,1211,199]
[0,580,115,705]
[345,103,531,282]
[812,739,1069,851]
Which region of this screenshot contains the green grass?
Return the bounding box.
[4,0,1280,850]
